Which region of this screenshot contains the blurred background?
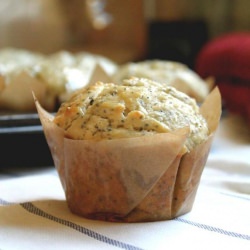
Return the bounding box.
[1,0,249,167]
[1,0,250,67]
[1,0,250,120]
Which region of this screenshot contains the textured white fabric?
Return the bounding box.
[0,114,250,250]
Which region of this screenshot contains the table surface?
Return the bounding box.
[0,113,250,250]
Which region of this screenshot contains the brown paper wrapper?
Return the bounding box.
[35,87,221,222]
[0,71,52,112]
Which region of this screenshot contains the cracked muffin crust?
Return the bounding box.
[54,77,209,151]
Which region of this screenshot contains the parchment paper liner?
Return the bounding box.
[0,71,50,112]
[35,86,221,222]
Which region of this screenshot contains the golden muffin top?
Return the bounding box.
[54,77,209,151]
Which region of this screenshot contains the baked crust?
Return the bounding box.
[54,77,209,151]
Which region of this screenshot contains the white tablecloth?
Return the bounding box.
[1,114,250,250]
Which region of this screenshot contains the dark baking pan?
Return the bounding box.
[0,113,53,168]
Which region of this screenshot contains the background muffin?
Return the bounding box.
[34,50,117,104]
[112,60,213,102]
[0,48,47,111]
[0,48,117,112]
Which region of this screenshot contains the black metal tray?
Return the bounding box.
[0,113,53,167]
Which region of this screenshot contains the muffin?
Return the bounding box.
[0,47,47,111]
[112,60,213,102]
[34,50,117,104]
[0,48,117,112]
[35,77,221,222]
